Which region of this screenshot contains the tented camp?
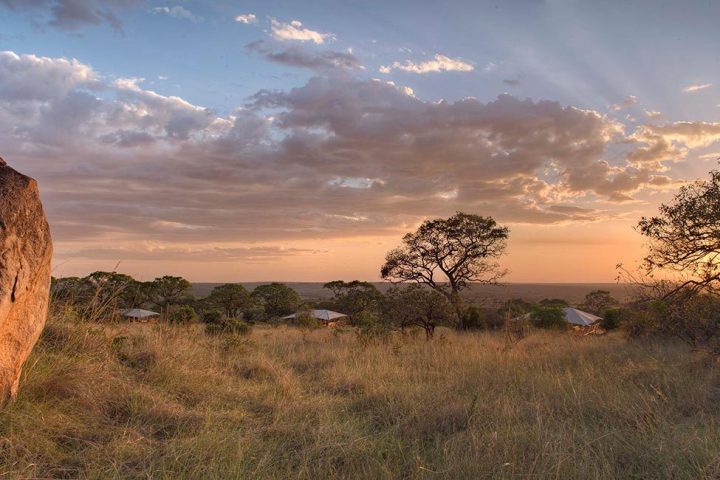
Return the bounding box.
[122,309,160,321]
[283,309,347,326]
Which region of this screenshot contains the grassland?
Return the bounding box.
[1,314,719,479]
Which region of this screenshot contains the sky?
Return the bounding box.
[0,0,718,283]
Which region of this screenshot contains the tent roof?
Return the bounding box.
[122,308,160,318]
[511,308,601,326]
[283,309,347,321]
[562,307,602,326]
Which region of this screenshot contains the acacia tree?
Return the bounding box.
[626,167,720,355]
[381,212,509,329]
[638,168,720,296]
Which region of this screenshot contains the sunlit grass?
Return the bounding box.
[1,316,719,479]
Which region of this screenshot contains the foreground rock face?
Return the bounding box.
[0,157,52,405]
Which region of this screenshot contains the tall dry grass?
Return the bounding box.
[0,314,719,479]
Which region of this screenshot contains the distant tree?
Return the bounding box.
[51,276,93,306]
[252,283,300,318]
[151,275,192,307]
[383,285,454,339]
[582,290,617,315]
[637,168,720,297]
[323,280,383,319]
[84,271,139,317]
[530,305,567,330]
[205,283,251,318]
[538,298,569,307]
[498,298,533,319]
[381,212,509,330]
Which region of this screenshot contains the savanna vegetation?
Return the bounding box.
[6,171,720,478]
[1,314,719,479]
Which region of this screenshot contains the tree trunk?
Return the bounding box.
[425,324,435,339]
[451,291,465,331]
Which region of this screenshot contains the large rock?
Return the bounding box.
[0,157,52,405]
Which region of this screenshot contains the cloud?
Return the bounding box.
[270,18,334,44]
[0,0,138,32]
[682,83,713,93]
[247,41,362,72]
[379,54,474,74]
[234,13,256,24]
[503,79,520,86]
[0,50,99,100]
[0,50,711,267]
[151,6,202,23]
[645,110,662,119]
[611,95,637,111]
[59,245,321,263]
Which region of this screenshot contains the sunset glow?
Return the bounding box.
[1,1,718,282]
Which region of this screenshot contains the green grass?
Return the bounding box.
[1,316,719,479]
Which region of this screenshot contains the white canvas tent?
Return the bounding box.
[562,307,602,326]
[512,307,602,327]
[283,309,347,323]
[122,308,160,320]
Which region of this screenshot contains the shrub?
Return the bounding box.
[480,308,505,330]
[242,304,266,322]
[354,309,390,341]
[202,310,224,325]
[601,308,622,330]
[530,306,567,330]
[167,305,196,324]
[622,306,659,338]
[295,311,321,330]
[463,305,482,330]
[205,317,252,336]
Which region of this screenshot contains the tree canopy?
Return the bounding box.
[380,212,509,329]
[205,284,251,318]
[252,283,300,318]
[638,168,720,296]
[322,280,383,318]
[151,276,192,307]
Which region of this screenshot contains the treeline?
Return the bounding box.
[50,273,623,339]
[51,273,303,333]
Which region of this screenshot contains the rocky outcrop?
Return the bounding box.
[0,157,52,405]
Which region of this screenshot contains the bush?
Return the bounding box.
[243,304,266,323]
[167,305,196,324]
[205,317,252,336]
[463,305,482,330]
[295,311,321,330]
[354,309,389,341]
[480,308,505,330]
[622,307,659,338]
[530,306,567,330]
[202,310,224,325]
[601,308,622,330]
